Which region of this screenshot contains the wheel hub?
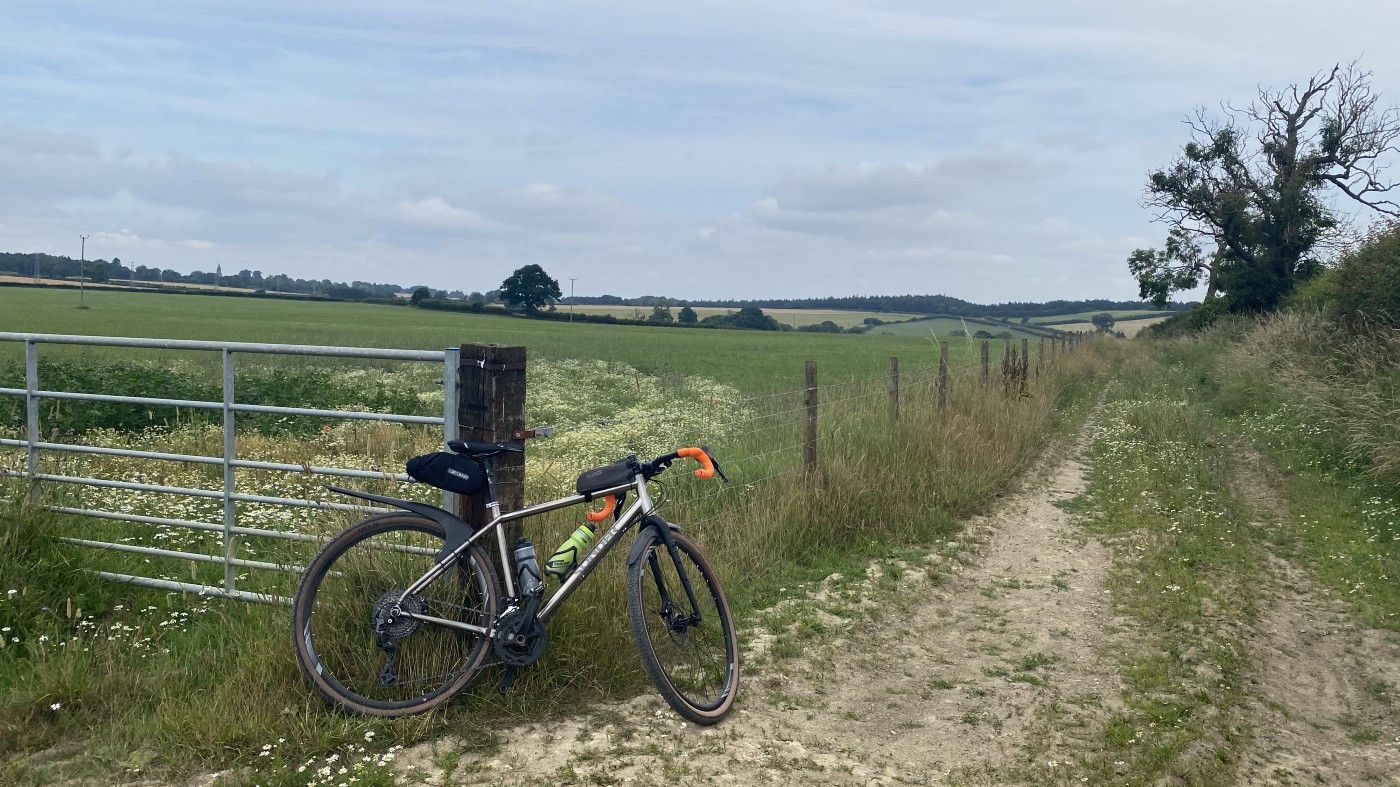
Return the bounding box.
[371,590,425,639]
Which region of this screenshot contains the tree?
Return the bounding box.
[647,305,674,324]
[499,265,562,313]
[1091,313,1117,332]
[1130,63,1400,312]
[678,306,698,324]
[410,286,431,305]
[700,307,782,331]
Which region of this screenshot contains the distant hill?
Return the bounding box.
[575,294,1193,320]
[2,249,1190,317]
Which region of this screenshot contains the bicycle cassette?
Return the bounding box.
[492,608,548,667]
[371,590,425,639]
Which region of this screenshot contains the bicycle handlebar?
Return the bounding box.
[638,446,726,483]
[676,447,716,479]
[585,495,617,522]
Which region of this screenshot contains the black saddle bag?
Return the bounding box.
[406,452,487,496]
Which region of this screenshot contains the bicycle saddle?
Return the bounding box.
[447,439,524,458]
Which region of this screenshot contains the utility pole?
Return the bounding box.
[78,234,89,308]
[569,277,577,323]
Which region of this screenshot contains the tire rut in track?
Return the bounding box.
[1228,445,1400,786]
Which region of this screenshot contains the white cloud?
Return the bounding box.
[1,1,1397,303]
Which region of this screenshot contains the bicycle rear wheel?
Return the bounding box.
[626,527,739,724]
[291,513,499,717]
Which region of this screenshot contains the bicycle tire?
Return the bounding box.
[291,513,500,717]
[626,527,739,725]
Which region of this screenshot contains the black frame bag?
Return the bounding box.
[406,452,487,496]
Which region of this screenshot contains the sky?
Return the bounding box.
[3,1,1399,304]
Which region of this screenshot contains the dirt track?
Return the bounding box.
[394,420,1128,785]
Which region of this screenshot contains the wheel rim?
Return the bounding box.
[301,522,492,710]
[639,543,735,712]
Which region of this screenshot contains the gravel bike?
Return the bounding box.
[290,440,739,724]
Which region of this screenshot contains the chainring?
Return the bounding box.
[371,591,426,640]
[492,608,548,667]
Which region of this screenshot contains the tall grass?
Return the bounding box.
[1209,310,1400,484]
[1155,311,1400,632]
[0,340,1106,784]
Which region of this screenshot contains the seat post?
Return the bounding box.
[480,456,501,513]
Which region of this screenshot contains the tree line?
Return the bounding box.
[0,252,427,300]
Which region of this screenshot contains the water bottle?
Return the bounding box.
[513,538,544,597]
[544,523,596,578]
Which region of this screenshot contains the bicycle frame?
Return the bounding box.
[388,471,659,637]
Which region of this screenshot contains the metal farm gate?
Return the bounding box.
[0,332,460,603]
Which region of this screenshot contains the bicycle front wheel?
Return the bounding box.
[626,527,739,725]
[291,513,500,717]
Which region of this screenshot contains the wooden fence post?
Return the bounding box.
[1021,339,1029,378]
[459,344,527,562]
[938,342,949,410]
[980,340,990,385]
[1038,338,1044,370]
[888,356,899,422]
[804,361,818,481]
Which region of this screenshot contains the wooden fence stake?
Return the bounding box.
[980,340,990,385]
[1021,338,1029,378]
[804,360,818,481]
[937,342,949,410]
[459,344,527,564]
[888,356,900,421]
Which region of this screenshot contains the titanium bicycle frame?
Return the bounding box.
[382,461,694,638]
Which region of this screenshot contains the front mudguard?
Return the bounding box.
[625,514,683,566]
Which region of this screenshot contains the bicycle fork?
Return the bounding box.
[645,523,704,633]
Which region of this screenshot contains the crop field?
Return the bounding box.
[0,274,279,295]
[1056,316,1171,336]
[560,304,922,328]
[865,316,1047,340]
[1027,308,1173,324]
[0,288,961,393]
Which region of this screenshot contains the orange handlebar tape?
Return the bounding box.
[586,495,617,522]
[677,446,715,479]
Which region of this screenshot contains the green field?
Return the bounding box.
[866,316,1047,340]
[0,288,963,392]
[1028,309,1173,324]
[567,304,923,328]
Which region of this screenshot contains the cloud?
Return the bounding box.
[4,1,1398,304]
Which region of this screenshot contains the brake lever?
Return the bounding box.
[699,445,729,483]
